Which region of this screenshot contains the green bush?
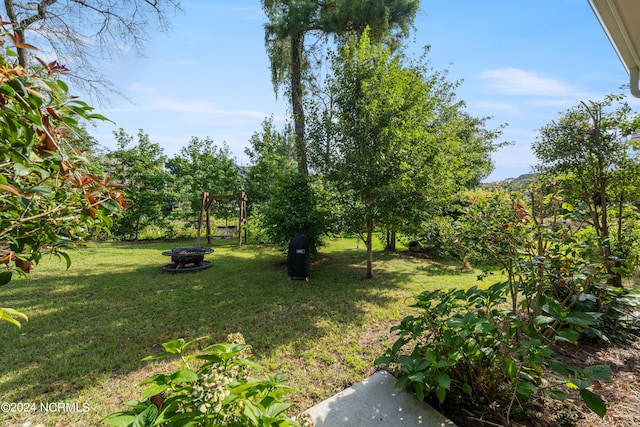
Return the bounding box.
[102,334,313,427]
[259,172,328,253]
[375,283,611,424]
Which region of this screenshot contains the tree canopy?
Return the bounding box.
[166,137,243,222]
[309,30,501,278]
[532,94,640,286]
[262,0,420,174]
[105,129,174,241]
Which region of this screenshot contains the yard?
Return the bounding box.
[0,238,638,426]
[0,238,479,426]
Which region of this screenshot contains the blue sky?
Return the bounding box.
[89,0,635,182]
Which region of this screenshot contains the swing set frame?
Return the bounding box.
[196,192,247,246]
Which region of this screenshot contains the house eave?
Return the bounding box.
[588,0,640,97]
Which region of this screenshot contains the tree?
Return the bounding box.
[310,30,500,278]
[105,129,174,241]
[2,0,181,98]
[262,0,419,174]
[532,94,640,287]
[244,117,297,207]
[0,29,124,326]
[259,171,328,253]
[166,138,243,223]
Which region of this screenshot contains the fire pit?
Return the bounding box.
[162,246,213,273]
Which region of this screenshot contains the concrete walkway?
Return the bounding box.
[304,371,457,427]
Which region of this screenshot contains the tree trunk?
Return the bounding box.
[598,176,622,287]
[290,32,308,175]
[385,230,396,251]
[365,215,374,279]
[3,0,28,67]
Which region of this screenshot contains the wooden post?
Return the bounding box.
[206,200,211,245]
[237,192,247,246]
[196,192,208,248]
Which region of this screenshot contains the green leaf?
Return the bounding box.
[138,374,168,386]
[462,383,472,396]
[243,401,261,425]
[580,389,607,418]
[561,202,574,211]
[25,186,53,196]
[100,412,137,427]
[533,315,555,326]
[161,338,186,354]
[0,83,16,97]
[545,299,563,317]
[140,384,169,401]
[436,371,451,390]
[169,369,198,383]
[565,311,599,326]
[408,372,424,383]
[583,365,612,381]
[395,375,409,390]
[569,378,592,390]
[87,113,111,121]
[0,307,28,328]
[264,402,293,418]
[556,329,580,344]
[435,385,446,403]
[133,404,158,427]
[374,356,392,366]
[502,357,517,378]
[58,251,72,270]
[0,271,12,286]
[516,381,537,397]
[545,389,567,401]
[547,359,575,376]
[415,382,425,401]
[13,162,31,176]
[56,79,69,92]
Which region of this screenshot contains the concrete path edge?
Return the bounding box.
[303,370,457,427]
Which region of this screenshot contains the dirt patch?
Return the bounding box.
[555,339,640,427]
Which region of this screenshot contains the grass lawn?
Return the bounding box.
[0,237,485,426]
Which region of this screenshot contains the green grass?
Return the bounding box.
[0,237,485,426]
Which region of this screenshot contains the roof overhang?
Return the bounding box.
[588,0,640,97]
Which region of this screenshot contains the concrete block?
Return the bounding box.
[304,370,457,426]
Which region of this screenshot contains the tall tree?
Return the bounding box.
[166,137,243,222]
[311,30,499,278]
[244,117,297,207]
[105,129,174,241]
[2,0,181,98]
[262,0,419,174]
[532,94,640,287]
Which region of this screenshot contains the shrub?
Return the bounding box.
[375,283,611,424]
[259,172,328,254]
[102,334,314,427]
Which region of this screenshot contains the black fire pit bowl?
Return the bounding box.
[162,246,213,273]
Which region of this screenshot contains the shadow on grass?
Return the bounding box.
[0,240,421,405]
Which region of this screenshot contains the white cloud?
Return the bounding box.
[477,67,587,98]
[473,101,522,115]
[153,99,270,120]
